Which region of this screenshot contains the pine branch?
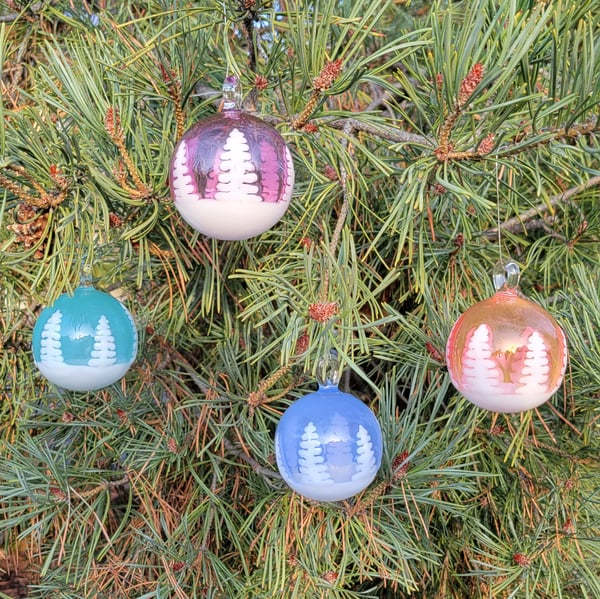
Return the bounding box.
[483,175,600,238]
[327,116,431,145]
[0,2,43,22]
[221,437,281,481]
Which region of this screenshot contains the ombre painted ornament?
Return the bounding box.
[169,76,294,240]
[446,261,567,413]
[32,285,138,392]
[275,361,383,502]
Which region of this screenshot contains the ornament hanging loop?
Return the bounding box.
[222,75,241,111]
[493,259,520,292]
[316,350,341,389]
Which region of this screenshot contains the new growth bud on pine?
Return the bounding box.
[458,62,484,107]
[312,59,343,92]
[308,301,339,323]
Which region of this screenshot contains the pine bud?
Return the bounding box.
[109,212,123,228]
[299,236,314,249]
[458,63,484,106]
[478,133,495,155]
[254,74,268,91]
[313,59,343,92]
[295,332,310,354]
[302,122,319,133]
[392,451,410,480]
[323,165,338,181]
[308,301,339,323]
[512,552,531,567]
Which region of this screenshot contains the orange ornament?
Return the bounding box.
[446,261,567,413]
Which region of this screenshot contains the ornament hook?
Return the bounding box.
[79,252,94,287]
[316,350,341,389]
[222,75,241,111]
[493,259,520,292]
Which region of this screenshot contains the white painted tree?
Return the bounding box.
[39,310,64,363]
[214,129,261,202]
[170,140,195,199]
[352,425,376,481]
[461,324,501,388]
[518,331,550,393]
[88,315,117,367]
[298,421,332,483]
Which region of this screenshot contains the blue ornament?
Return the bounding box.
[32,285,138,392]
[275,381,383,502]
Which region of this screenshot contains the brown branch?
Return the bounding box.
[329,120,353,255]
[483,175,600,238]
[0,2,43,22]
[222,437,282,480]
[328,117,431,145]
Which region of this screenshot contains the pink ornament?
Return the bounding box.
[446,261,567,413]
[169,77,294,240]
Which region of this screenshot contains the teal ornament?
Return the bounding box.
[275,378,383,502]
[32,286,138,392]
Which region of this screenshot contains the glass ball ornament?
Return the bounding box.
[32,285,138,392]
[275,362,383,502]
[446,261,567,413]
[169,76,294,241]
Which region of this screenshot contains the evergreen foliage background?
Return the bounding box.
[0,0,598,597]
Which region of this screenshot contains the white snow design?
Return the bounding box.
[88,315,117,367]
[298,422,333,483]
[461,324,502,391]
[517,331,550,393]
[214,129,261,202]
[352,425,377,481]
[39,309,64,363]
[171,141,197,200]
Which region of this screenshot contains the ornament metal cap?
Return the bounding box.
[493,259,520,292]
[222,75,242,111]
[316,350,341,389]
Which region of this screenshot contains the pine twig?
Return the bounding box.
[222,437,281,480]
[105,107,153,200]
[328,117,431,145]
[247,365,302,416]
[161,65,186,139]
[0,2,43,22]
[483,175,600,238]
[292,59,343,130]
[435,63,485,161]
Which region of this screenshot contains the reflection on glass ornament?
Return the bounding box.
[32,285,138,392]
[169,76,294,241]
[275,359,383,502]
[446,260,567,413]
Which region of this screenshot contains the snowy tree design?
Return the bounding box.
[352,425,377,481]
[298,421,333,483]
[517,330,550,392]
[258,139,291,203]
[88,315,117,367]
[39,309,64,363]
[214,128,261,202]
[461,324,502,388]
[170,140,198,200]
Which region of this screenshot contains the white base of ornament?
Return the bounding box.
[175,196,290,241]
[36,361,133,392]
[452,387,552,413]
[283,473,378,502]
